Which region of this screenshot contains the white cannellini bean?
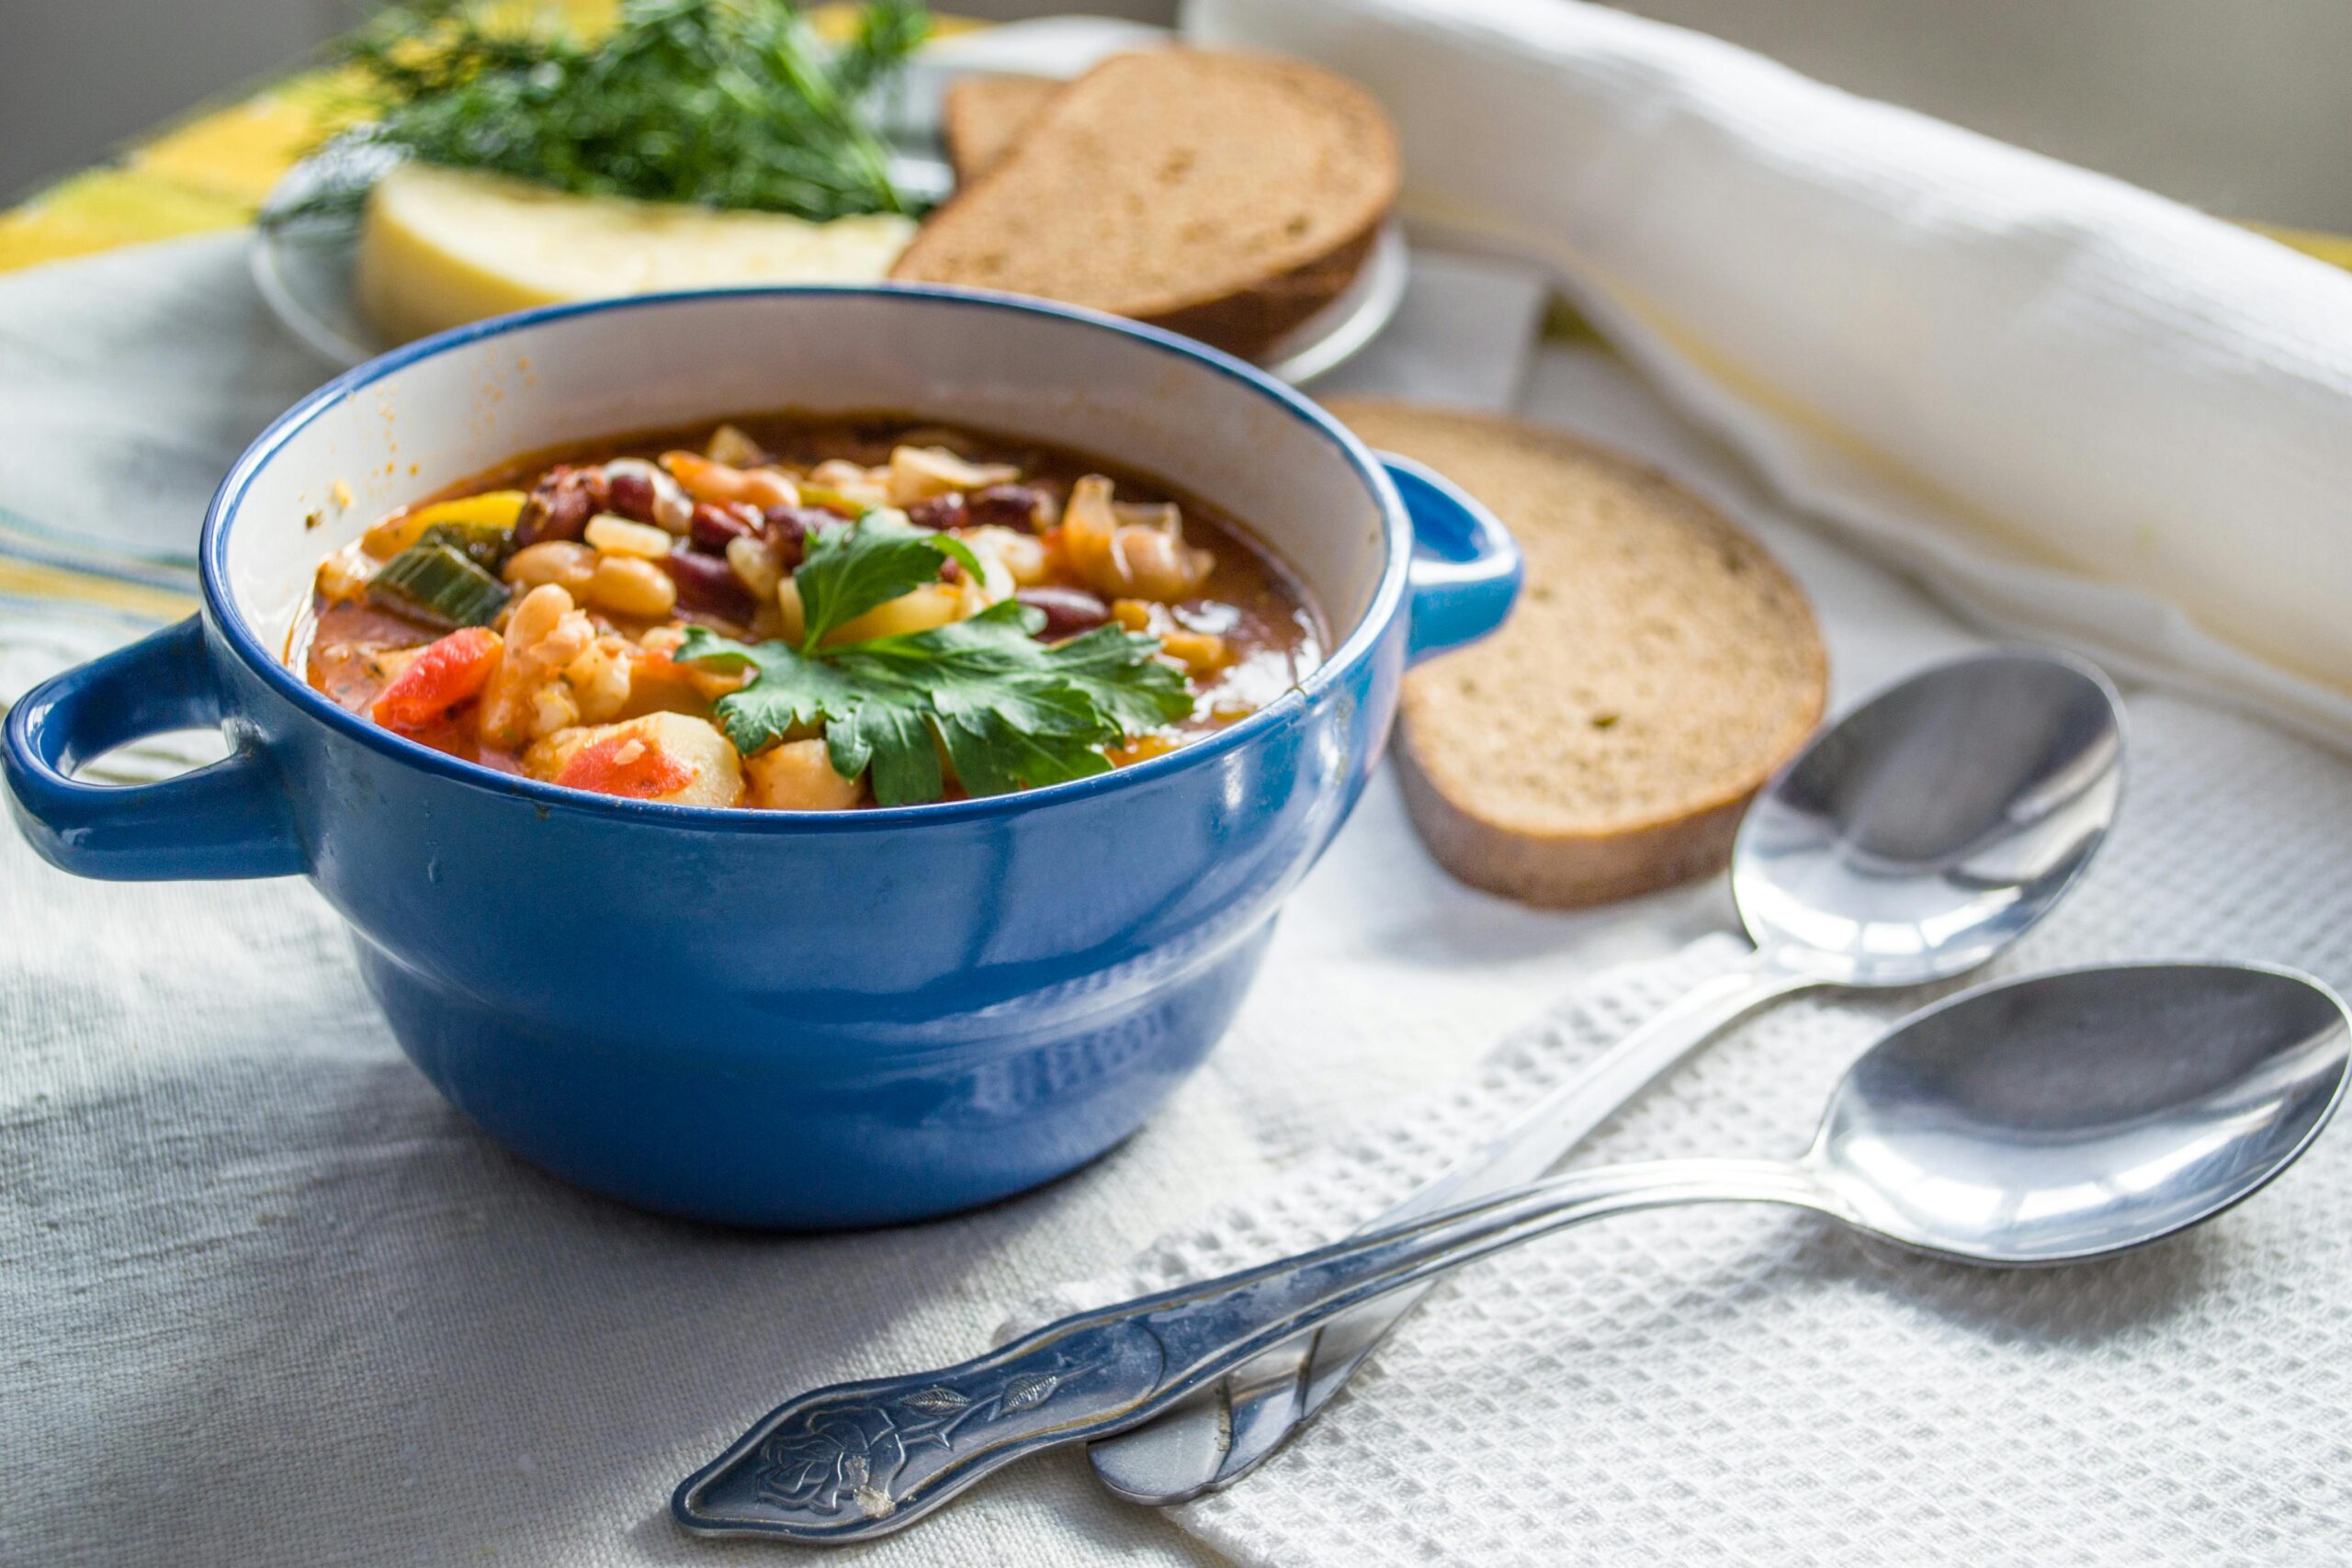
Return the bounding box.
[504,540,598,592]
[585,555,679,618]
[583,513,674,560]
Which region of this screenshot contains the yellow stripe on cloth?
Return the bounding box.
[0,170,252,273]
[125,78,366,209]
[0,558,200,622]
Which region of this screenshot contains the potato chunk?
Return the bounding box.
[744,738,865,811]
[526,712,743,807]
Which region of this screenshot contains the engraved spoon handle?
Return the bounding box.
[674,1155,1831,1544]
[1089,955,1812,1501]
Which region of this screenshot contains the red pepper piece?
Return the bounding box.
[554,732,695,800]
[370,627,503,731]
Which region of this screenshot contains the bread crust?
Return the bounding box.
[1394,741,1758,908]
[1138,220,1383,361]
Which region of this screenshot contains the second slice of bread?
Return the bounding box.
[1327,399,1828,908]
[894,51,1399,360]
[940,73,1062,182]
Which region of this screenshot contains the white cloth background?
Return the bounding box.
[9,4,2352,1563]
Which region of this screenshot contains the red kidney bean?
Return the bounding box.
[688,502,762,552]
[658,547,756,618]
[906,493,967,531]
[967,484,1050,533]
[1016,586,1111,637]
[937,556,966,585]
[603,468,659,525]
[763,505,831,570]
[514,465,606,546]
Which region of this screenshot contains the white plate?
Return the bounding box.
[249,144,1407,386]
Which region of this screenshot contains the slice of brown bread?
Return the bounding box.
[941,73,1061,182]
[1326,399,1829,908]
[893,50,1399,360]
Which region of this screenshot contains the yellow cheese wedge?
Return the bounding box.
[355,163,918,344]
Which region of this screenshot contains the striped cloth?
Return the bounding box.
[0,230,294,779]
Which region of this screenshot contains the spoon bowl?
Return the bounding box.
[1813,962,2351,1263]
[1735,649,2125,987]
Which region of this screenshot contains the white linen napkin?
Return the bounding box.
[1188,0,2352,743]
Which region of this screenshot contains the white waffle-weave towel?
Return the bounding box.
[1016,689,2352,1565]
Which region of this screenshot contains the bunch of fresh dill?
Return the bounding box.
[304,0,928,223]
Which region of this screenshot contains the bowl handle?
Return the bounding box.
[1383,454,1521,664]
[4,616,303,881]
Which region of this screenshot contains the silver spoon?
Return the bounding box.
[1091,646,2126,1504]
[674,961,2348,1544]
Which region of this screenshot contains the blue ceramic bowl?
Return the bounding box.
[5,286,1517,1228]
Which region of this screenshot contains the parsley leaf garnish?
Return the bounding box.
[792,509,984,652]
[678,602,1194,805]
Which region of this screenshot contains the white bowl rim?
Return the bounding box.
[199,282,1412,831]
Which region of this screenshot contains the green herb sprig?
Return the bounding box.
[306,0,928,223]
[678,514,1193,804]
